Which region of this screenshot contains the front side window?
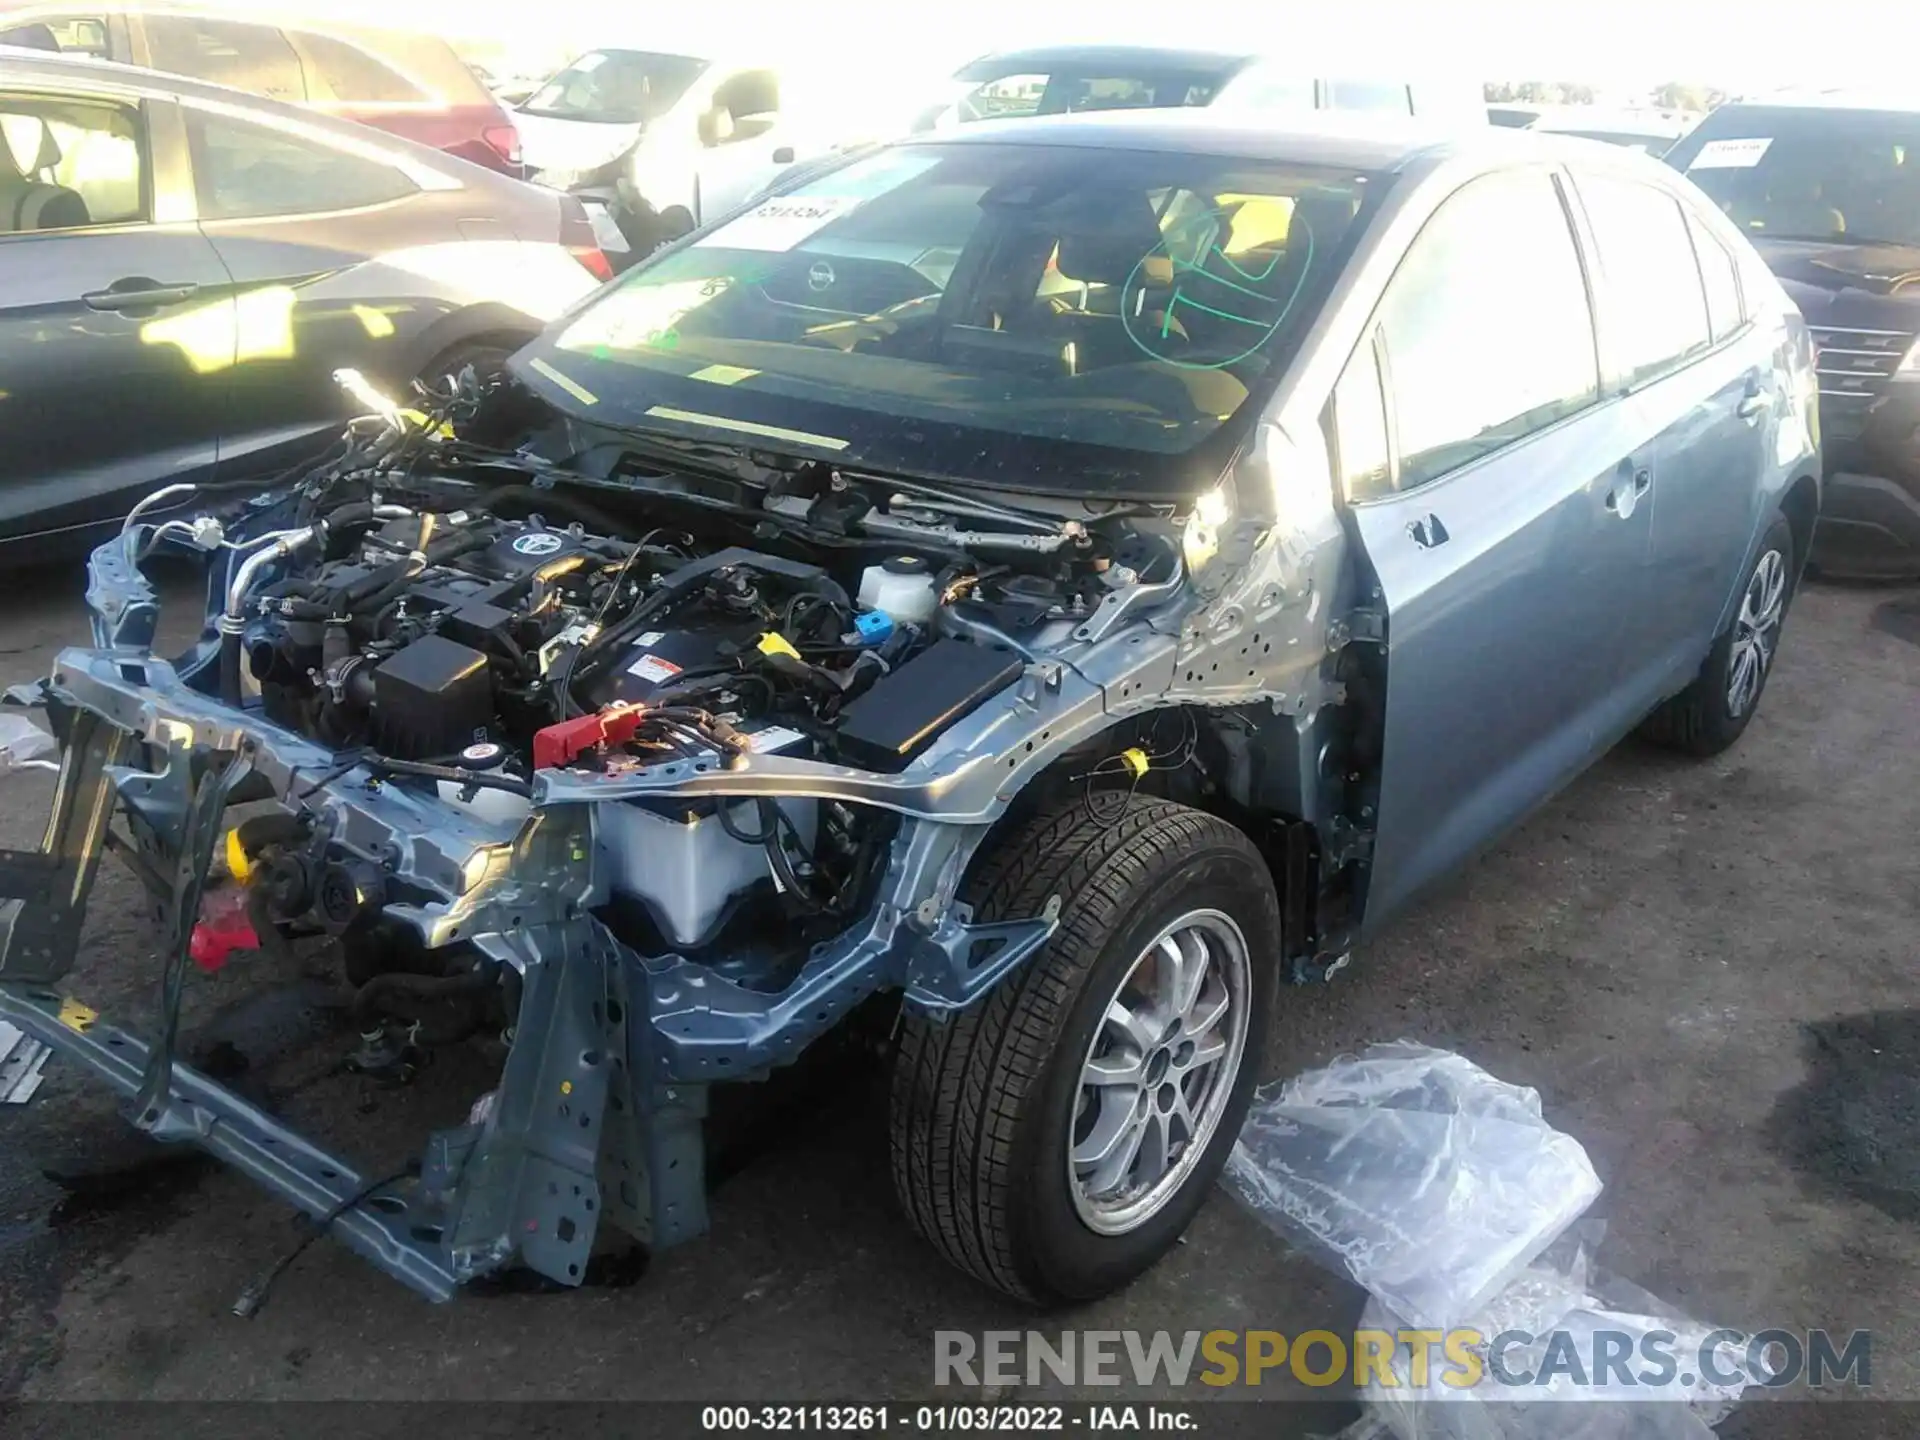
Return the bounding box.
[520,50,708,125]
[1667,105,1920,246]
[0,91,145,232]
[1373,168,1600,492]
[146,17,305,103]
[519,143,1378,496]
[1326,80,1412,115]
[184,109,416,220]
[290,32,427,105]
[704,70,780,146]
[1577,172,1711,386]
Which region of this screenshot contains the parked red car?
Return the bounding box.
[0,2,523,174]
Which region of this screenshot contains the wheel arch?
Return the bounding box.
[963,701,1340,972]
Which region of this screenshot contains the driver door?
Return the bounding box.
[1335,167,1655,929]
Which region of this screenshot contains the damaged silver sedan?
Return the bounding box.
[0,116,1819,1305]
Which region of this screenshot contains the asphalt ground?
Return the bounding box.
[2,563,1918,1439]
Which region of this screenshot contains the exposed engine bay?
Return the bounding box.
[0,367,1347,1303]
[220,431,1160,965]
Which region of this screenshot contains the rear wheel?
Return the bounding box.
[1640,513,1796,757]
[889,798,1280,1304]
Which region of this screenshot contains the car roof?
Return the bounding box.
[954,45,1260,81]
[914,106,1574,174]
[0,44,488,168]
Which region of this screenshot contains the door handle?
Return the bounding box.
[83,281,201,312]
[1407,513,1449,548]
[1605,467,1651,519]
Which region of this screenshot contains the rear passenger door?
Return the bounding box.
[1332,166,1653,928]
[1571,170,1769,686]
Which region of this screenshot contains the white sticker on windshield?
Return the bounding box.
[573,52,607,72]
[1688,138,1773,170]
[696,195,866,252]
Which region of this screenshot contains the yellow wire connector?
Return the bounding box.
[224,827,252,883]
[1118,747,1151,780]
[757,632,801,661]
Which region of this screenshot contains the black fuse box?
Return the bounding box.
[835,639,1023,772]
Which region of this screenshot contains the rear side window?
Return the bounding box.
[185,109,416,220]
[146,17,306,104]
[1686,210,1744,342]
[1577,173,1712,385]
[290,32,427,105]
[1369,168,1600,493]
[1325,80,1412,115]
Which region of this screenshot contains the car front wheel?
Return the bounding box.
[1640,513,1797,757]
[889,798,1279,1304]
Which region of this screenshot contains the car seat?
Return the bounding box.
[0,117,90,232]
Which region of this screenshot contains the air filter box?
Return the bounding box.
[370,634,492,760]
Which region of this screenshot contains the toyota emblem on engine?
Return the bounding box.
[512,532,566,557]
[807,261,835,292]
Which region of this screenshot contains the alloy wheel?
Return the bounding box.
[1067,909,1252,1235]
[1727,547,1788,718]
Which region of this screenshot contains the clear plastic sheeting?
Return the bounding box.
[0,714,56,778]
[1354,1233,1761,1438]
[1223,1042,1604,1332]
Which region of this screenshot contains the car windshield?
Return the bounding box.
[520,50,708,124]
[1667,105,1920,247]
[514,141,1379,497]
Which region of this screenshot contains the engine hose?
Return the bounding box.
[365,755,535,798]
[219,630,244,706]
[235,813,307,856]
[244,881,304,968]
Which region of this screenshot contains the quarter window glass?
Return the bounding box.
[1333,337,1391,498]
[1375,169,1599,491]
[185,110,415,220]
[1326,80,1412,115]
[292,33,427,105]
[1578,173,1711,384]
[1687,210,1743,342]
[1219,70,1317,113]
[147,18,306,103]
[0,92,145,231]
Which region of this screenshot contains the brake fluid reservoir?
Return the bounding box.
[858,556,937,624]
